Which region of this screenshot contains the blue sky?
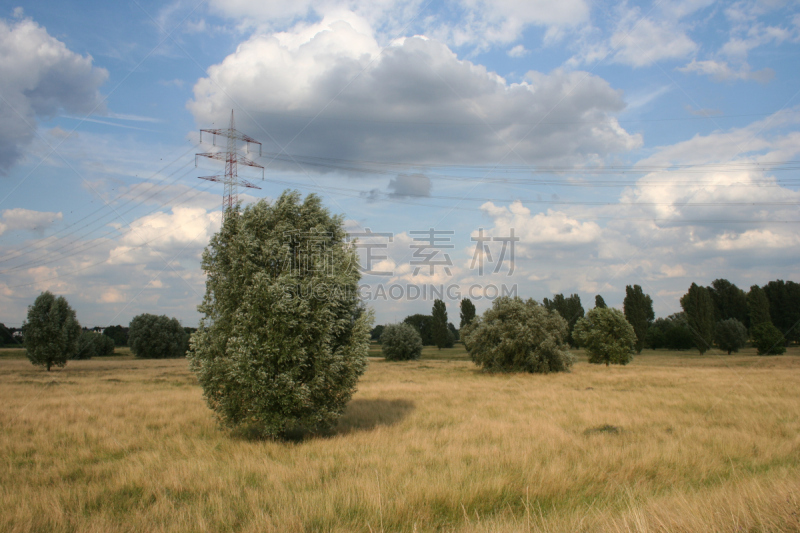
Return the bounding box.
[1,0,799,328]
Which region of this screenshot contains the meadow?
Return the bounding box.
[1,346,799,532]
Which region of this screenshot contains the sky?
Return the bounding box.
[0,0,799,329]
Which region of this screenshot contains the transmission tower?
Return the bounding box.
[196,110,264,219]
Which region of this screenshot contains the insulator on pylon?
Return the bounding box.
[195,109,264,221]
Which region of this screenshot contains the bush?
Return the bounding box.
[380,323,423,361]
[714,318,748,354]
[751,322,786,355]
[574,307,636,366]
[74,331,116,359]
[463,296,573,373]
[128,314,188,359]
[24,291,81,371]
[188,192,371,439]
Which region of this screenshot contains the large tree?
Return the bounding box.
[459,298,476,329]
[24,291,81,371]
[680,283,716,354]
[463,296,573,373]
[623,284,654,353]
[542,293,584,347]
[188,192,372,439]
[431,299,452,349]
[128,314,188,359]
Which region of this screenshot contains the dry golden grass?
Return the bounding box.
[1,348,799,532]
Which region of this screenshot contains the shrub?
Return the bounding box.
[128,314,187,359]
[24,291,81,371]
[463,296,573,373]
[714,318,748,354]
[574,307,637,366]
[751,322,786,355]
[380,323,423,361]
[188,192,372,439]
[74,331,116,359]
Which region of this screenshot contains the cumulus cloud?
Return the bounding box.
[0,16,108,172]
[0,208,62,236]
[189,14,640,168]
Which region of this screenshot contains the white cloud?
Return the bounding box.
[610,16,697,67]
[0,208,62,236]
[0,16,108,172]
[433,0,590,48]
[678,59,774,82]
[507,44,528,58]
[188,14,640,168]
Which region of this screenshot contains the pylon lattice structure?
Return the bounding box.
[196,110,264,219]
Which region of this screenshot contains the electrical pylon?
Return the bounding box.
[196,110,264,219]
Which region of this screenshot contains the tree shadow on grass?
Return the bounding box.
[234,398,415,443]
[335,398,415,435]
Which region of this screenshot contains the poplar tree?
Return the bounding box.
[623,284,654,353]
[747,285,771,328]
[680,283,716,354]
[431,299,452,349]
[459,298,476,329]
[594,295,607,309]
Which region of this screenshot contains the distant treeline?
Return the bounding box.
[369,278,800,353]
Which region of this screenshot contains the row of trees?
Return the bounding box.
[21,291,191,370]
[374,277,795,366]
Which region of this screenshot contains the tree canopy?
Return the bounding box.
[574,307,636,365]
[463,296,573,373]
[128,314,187,359]
[380,323,423,361]
[24,291,81,371]
[542,293,584,347]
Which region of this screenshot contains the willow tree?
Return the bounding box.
[188,192,372,438]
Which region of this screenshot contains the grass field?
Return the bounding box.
[1,347,799,532]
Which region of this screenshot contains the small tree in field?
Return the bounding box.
[380,323,423,361]
[751,323,786,355]
[188,192,372,439]
[573,307,636,366]
[24,291,81,371]
[128,314,187,359]
[714,318,748,354]
[463,296,573,373]
[74,331,116,359]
